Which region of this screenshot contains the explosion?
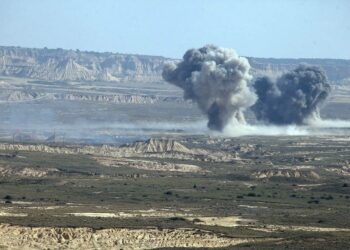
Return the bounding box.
[252,65,331,125]
[162,45,256,131]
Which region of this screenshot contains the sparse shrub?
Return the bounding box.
[343,183,348,187]
[164,191,173,195]
[4,195,12,200]
[308,200,320,204]
[236,195,244,199]
[192,218,203,223]
[247,192,256,197]
[321,195,333,200]
[169,217,186,221]
[5,200,12,204]
[193,184,197,189]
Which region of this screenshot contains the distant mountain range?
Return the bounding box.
[0,46,349,82]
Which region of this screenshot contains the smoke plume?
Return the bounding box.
[252,65,331,125]
[162,45,256,131]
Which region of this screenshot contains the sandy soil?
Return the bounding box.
[96,157,203,172]
[0,212,27,217]
[190,216,256,227]
[65,210,255,228]
[252,224,350,233]
[238,205,268,209]
[66,210,255,228]
[68,209,194,219]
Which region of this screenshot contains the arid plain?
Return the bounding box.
[0,73,349,249]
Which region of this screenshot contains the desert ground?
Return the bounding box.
[0,77,349,249]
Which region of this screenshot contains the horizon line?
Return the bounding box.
[1,44,350,61]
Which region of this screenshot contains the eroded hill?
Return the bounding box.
[1,46,350,82]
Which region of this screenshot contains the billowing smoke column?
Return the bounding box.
[162,45,256,131]
[252,65,331,125]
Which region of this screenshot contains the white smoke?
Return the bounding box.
[222,119,350,137]
[223,122,309,137]
[305,116,350,128]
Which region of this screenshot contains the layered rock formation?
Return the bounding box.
[253,169,320,180]
[1,46,350,82]
[0,46,168,82]
[129,138,193,154]
[0,224,254,249]
[1,90,184,104]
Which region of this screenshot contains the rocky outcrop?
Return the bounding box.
[326,161,350,176]
[1,90,184,104]
[0,224,254,250]
[0,139,239,163]
[253,169,320,180]
[6,90,41,102]
[0,165,59,178]
[1,46,350,82]
[96,157,203,173]
[129,138,193,154]
[0,46,169,82]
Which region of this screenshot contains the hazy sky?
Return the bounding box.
[0,0,349,59]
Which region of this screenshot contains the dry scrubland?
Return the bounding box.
[0,136,349,249]
[0,60,349,249]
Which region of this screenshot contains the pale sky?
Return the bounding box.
[0,0,349,59]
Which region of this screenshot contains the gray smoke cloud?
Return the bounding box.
[162,45,256,131]
[252,65,331,125]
